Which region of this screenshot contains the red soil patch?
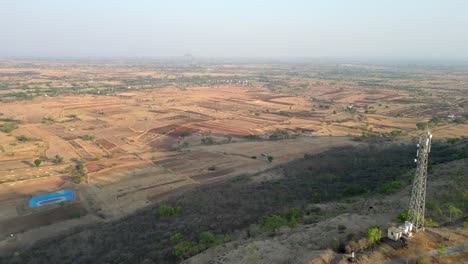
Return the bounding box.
[96,139,117,150]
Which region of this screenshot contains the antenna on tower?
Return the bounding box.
[407,129,432,232]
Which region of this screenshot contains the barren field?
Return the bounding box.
[0,59,467,262]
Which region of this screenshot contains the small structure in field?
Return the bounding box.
[388,227,403,241]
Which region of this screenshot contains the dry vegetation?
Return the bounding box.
[0,59,467,263]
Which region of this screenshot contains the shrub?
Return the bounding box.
[16,135,30,142]
[207,166,216,171]
[424,218,438,227]
[170,233,183,244]
[34,159,42,167]
[173,241,194,258]
[453,117,466,124]
[71,175,82,183]
[303,169,312,177]
[269,128,290,140]
[397,209,408,223]
[267,155,274,163]
[1,122,16,133]
[378,181,401,194]
[448,204,462,221]
[285,208,302,228]
[366,227,382,245]
[231,175,252,183]
[338,224,347,233]
[53,154,64,164]
[199,231,216,246]
[436,243,446,257]
[415,257,426,264]
[83,134,96,141]
[201,137,214,145]
[261,215,287,233]
[250,155,257,159]
[416,121,433,130]
[247,224,261,237]
[157,205,181,217]
[180,131,191,137]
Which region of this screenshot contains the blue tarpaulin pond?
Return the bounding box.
[28,189,75,208]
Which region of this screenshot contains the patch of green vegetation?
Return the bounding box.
[337,224,347,233]
[207,166,216,171]
[366,227,382,245]
[260,208,302,234]
[269,128,290,140]
[82,134,96,141]
[53,154,64,164]
[453,116,466,124]
[397,209,408,223]
[201,136,214,145]
[34,158,42,167]
[378,181,401,194]
[156,205,181,217]
[170,231,230,259]
[436,243,447,258]
[16,135,30,142]
[260,215,287,234]
[180,131,191,137]
[284,207,302,228]
[416,121,434,130]
[231,175,252,183]
[1,122,17,133]
[243,134,260,140]
[446,137,461,144]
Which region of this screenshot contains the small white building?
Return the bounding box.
[388,227,403,241]
[388,221,413,241]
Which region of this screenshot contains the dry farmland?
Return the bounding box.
[0,59,467,254]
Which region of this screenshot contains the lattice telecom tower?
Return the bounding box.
[407,130,432,231]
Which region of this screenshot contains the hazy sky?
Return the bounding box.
[1,0,468,59]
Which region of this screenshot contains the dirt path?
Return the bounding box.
[380,242,468,264]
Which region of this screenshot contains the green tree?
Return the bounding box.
[180,131,191,137]
[453,116,466,124]
[199,231,216,246]
[267,155,274,163]
[170,233,183,244]
[416,121,433,130]
[261,215,287,233]
[366,227,382,245]
[448,204,462,222]
[201,136,214,145]
[285,208,302,228]
[436,243,446,257]
[34,159,42,167]
[53,154,64,164]
[173,241,194,258]
[16,135,30,142]
[1,122,16,133]
[397,209,408,223]
[311,192,321,202]
[76,162,88,176]
[157,205,181,217]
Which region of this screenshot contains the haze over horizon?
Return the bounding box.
[1,0,468,59]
